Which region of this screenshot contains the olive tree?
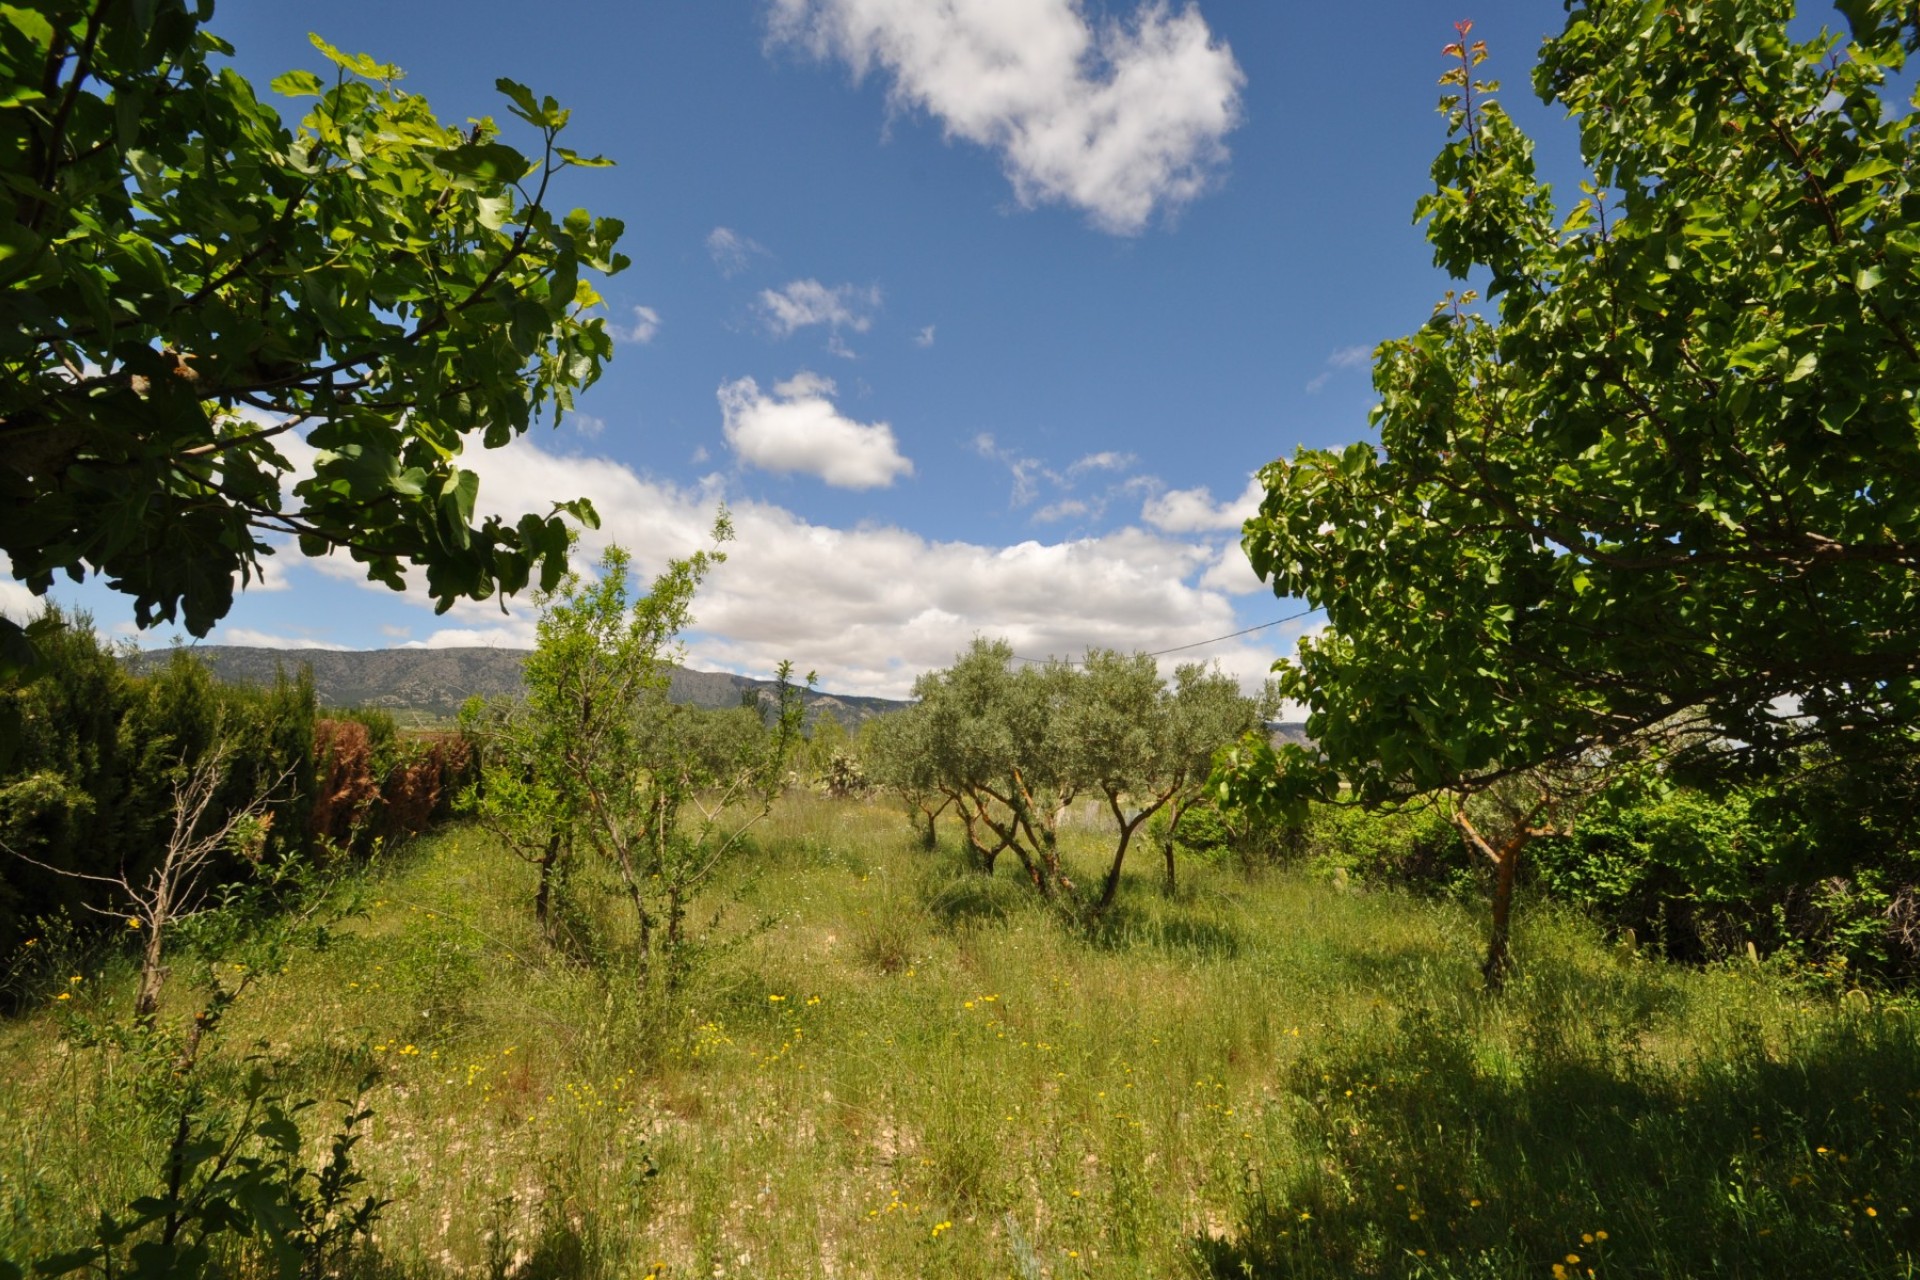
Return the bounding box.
[914,641,1267,915]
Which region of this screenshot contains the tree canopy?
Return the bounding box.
[1,0,626,648]
[1230,0,1920,816]
[896,638,1266,915]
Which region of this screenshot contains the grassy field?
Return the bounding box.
[3,794,1918,1278]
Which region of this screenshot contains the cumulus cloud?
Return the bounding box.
[914,324,936,348]
[1141,474,1262,533]
[718,371,913,489]
[1198,540,1263,595]
[758,279,882,337]
[616,305,662,344]
[768,0,1245,234]
[364,436,1292,696]
[0,570,41,623]
[707,226,768,276]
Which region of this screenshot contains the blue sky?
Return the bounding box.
[30,0,1604,697]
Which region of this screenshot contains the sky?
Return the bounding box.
[21,0,1608,699]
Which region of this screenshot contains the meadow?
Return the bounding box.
[3,794,1917,1279]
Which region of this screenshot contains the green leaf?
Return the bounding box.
[433,142,532,186]
[307,33,398,80]
[0,5,54,48]
[495,77,543,124]
[270,69,325,97]
[555,147,614,168]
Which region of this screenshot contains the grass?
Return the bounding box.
[2,793,1918,1278]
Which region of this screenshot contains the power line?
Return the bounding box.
[1010,605,1322,666]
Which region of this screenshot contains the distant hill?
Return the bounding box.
[124,646,909,730]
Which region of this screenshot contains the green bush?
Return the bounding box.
[1532,770,1920,980]
[0,613,315,961]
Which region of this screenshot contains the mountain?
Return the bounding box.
[124,646,908,730]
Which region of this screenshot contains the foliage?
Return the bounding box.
[860,705,951,851]
[0,612,313,960]
[309,713,471,860]
[910,639,1267,913]
[23,1071,385,1280]
[1531,764,1920,979]
[465,530,808,980]
[0,1,626,646]
[1233,0,1920,817]
[9,798,1920,1277]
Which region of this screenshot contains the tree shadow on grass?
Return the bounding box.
[1195,998,1920,1278]
[1082,903,1247,961]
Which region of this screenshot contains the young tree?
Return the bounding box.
[862,705,952,852]
[1152,664,1273,895]
[457,694,575,940]
[6,721,290,1021]
[514,528,805,987]
[1,2,626,650]
[1225,1,1920,983]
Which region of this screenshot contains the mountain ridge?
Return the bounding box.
[124,645,908,729]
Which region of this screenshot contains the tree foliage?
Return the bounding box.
[462,531,807,982]
[1231,0,1920,819]
[0,613,314,959]
[0,1,626,647]
[905,639,1266,915]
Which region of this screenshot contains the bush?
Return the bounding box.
[1290,800,1466,894]
[1532,769,1920,980]
[310,711,474,858]
[0,615,314,959]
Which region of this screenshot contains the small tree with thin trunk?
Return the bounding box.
[7,725,288,1022]
[863,705,952,853]
[458,694,575,941]
[516,526,806,989]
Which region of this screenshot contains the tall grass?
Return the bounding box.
[2,793,1916,1277]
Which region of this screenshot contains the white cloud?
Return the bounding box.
[1033,498,1090,523]
[718,371,913,489]
[1306,343,1375,394]
[0,576,41,624]
[403,626,536,650]
[1068,450,1135,476]
[915,324,937,348]
[707,226,768,276]
[768,0,1245,235]
[218,628,351,651]
[1198,540,1263,595]
[380,435,1293,696]
[617,305,662,344]
[1141,474,1262,533]
[758,279,882,337]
